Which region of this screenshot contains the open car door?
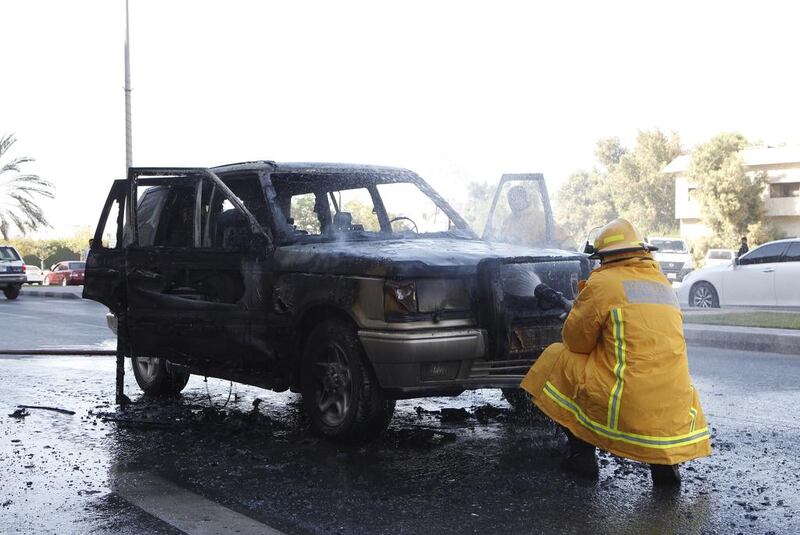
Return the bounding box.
[83,179,128,312]
[122,167,272,366]
[482,173,576,251]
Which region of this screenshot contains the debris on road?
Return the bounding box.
[8,408,30,419]
[17,405,76,415]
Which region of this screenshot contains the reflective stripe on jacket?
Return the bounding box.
[521,254,711,465]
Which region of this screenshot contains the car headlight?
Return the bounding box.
[384,280,418,317]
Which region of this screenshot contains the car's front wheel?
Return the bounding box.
[301,318,395,441]
[3,285,21,300]
[690,282,719,308]
[131,357,190,396]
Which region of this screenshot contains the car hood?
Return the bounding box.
[683,263,730,282]
[274,238,583,277]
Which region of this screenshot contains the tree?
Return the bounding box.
[606,130,682,235]
[595,137,626,169]
[686,133,767,247]
[0,134,54,239]
[555,169,617,242]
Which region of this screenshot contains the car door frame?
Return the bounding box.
[482,173,556,244]
[83,180,129,310]
[723,242,788,306]
[123,167,274,368]
[775,241,800,307]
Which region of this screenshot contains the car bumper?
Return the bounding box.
[359,328,533,398]
[0,275,26,287]
[675,283,691,306]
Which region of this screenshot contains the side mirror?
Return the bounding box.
[583,241,595,255]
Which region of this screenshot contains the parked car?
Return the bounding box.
[0,245,26,299]
[649,237,694,281]
[84,163,588,440]
[45,261,86,286]
[24,265,45,285]
[677,238,800,308]
[704,248,735,267]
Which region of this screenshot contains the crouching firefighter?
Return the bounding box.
[520,218,711,485]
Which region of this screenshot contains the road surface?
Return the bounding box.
[1,297,798,533]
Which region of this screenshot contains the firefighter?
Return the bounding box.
[498,186,576,250]
[520,218,711,485]
[499,186,547,245]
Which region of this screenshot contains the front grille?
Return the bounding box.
[659,261,684,273]
[508,323,561,354]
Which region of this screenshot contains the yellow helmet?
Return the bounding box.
[587,218,658,258]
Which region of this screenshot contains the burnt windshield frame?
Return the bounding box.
[268,171,477,244]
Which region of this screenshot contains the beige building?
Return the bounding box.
[663,146,800,241]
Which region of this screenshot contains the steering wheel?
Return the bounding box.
[389,216,419,233]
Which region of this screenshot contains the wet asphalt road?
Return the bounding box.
[1,297,798,534]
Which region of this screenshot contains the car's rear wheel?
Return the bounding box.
[131,357,190,396]
[690,282,719,308]
[301,318,395,441]
[3,285,21,300]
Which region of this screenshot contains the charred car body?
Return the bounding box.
[84,162,588,439]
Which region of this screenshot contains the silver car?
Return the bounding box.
[0,245,26,299]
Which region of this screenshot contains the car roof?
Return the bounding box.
[211,161,418,179]
[753,238,799,246]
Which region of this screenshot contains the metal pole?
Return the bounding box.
[0,349,116,356]
[119,0,132,406]
[124,0,133,173]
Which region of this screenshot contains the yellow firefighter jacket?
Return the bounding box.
[521,252,711,465]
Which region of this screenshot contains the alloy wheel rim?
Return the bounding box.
[313,342,353,427]
[693,286,713,308]
[135,357,161,381]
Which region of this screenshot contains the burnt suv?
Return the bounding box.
[84,163,588,439]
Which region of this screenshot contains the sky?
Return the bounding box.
[2,0,799,237]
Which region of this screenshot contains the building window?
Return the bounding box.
[769,182,800,198]
[687,187,697,202]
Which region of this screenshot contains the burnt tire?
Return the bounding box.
[3,285,21,300]
[131,357,190,397]
[689,282,719,308]
[301,318,395,441]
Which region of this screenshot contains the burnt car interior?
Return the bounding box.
[270,173,470,243]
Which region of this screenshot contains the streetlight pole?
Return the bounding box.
[124,0,133,175]
[118,0,132,406]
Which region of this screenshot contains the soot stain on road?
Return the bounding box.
[1,358,798,534]
[80,389,799,533]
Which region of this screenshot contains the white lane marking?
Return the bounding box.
[114,471,284,535]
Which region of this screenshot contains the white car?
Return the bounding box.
[704,248,735,267]
[24,265,45,284]
[677,238,800,308]
[649,237,694,282]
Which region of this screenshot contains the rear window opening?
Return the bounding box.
[0,247,21,261]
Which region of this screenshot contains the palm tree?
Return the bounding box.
[0,134,54,240]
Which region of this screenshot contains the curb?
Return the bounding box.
[684,324,800,356]
[19,289,82,300]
